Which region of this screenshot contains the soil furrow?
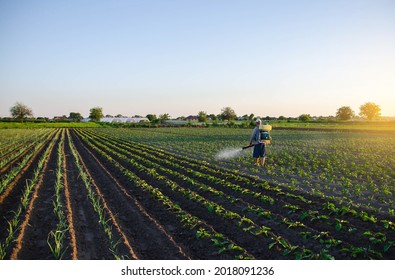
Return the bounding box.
[10,133,59,259]
[70,135,139,260]
[71,130,191,259]
[0,143,36,175]
[0,137,53,241]
[73,129,253,259]
[63,130,78,259]
[92,132,395,247]
[0,130,57,204]
[63,132,114,260]
[14,133,62,259]
[80,129,395,259]
[76,130,281,259]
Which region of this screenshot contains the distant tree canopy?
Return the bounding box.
[69,112,83,122]
[208,114,217,121]
[359,102,381,120]
[159,113,170,120]
[197,111,207,122]
[10,102,33,122]
[89,107,104,122]
[221,107,237,121]
[298,114,311,122]
[146,114,157,122]
[336,106,354,121]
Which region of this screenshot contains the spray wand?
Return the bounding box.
[241,143,259,150]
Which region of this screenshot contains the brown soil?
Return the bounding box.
[1,128,394,260]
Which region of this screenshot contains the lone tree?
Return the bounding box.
[10,102,33,122]
[359,102,381,120]
[220,107,237,121]
[89,107,104,122]
[298,114,311,122]
[159,113,170,121]
[68,112,83,122]
[146,114,157,122]
[208,114,217,121]
[336,106,354,121]
[197,111,207,122]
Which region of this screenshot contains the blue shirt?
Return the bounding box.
[250,126,261,145]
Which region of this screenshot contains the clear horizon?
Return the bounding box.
[1,0,394,119]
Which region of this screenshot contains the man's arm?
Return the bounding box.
[250,127,258,145]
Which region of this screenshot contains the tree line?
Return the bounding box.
[5,102,382,123]
[335,103,381,121]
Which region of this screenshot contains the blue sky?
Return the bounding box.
[0,0,394,118]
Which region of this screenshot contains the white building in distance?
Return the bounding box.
[81,117,149,123]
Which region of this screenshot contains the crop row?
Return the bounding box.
[0,129,53,170]
[73,129,254,259]
[67,129,138,259]
[0,130,57,197]
[75,128,395,259]
[78,130,336,258]
[1,129,139,259]
[0,129,50,156]
[1,127,393,259]
[87,129,394,234]
[97,127,395,215]
[0,129,61,259]
[3,128,220,259]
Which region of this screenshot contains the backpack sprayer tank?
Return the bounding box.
[242,122,272,150]
[260,123,272,144]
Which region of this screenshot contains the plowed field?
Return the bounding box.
[1,128,394,259]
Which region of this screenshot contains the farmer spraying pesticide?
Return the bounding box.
[215,119,272,163]
[246,119,272,167]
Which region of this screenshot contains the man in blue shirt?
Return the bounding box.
[249,119,266,167]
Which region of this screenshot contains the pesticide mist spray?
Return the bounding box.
[215,148,244,160]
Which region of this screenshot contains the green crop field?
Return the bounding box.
[0,127,394,260]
